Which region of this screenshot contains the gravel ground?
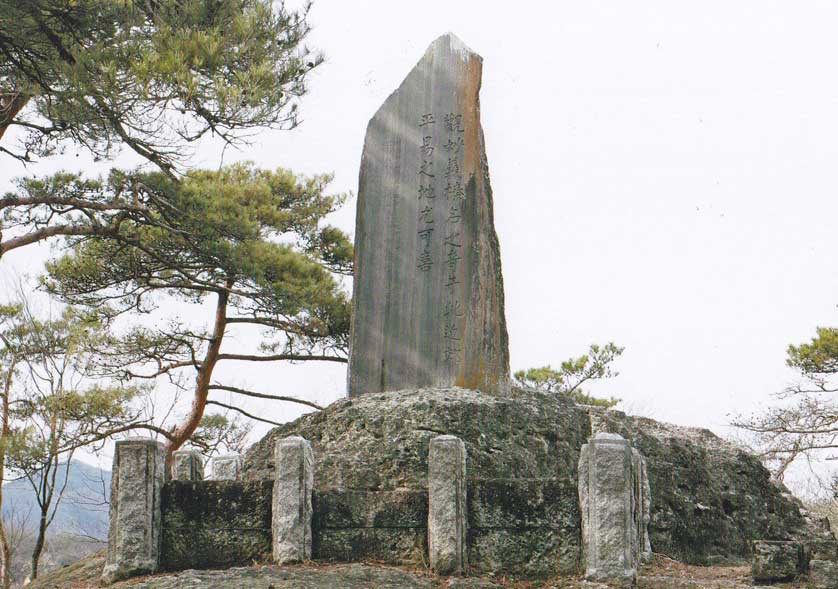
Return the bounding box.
[28,553,806,589]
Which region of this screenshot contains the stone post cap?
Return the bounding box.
[114,437,165,449]
[210,453,243,480]
[213,453,242,461]
[172,448,203,457]
[589,432,629,445]
[430,434,464,445]
[277,435,310,446]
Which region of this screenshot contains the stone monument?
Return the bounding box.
[348,33,509,396]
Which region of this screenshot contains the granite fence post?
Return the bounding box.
[211,453,242,480]
[101,438,166,585]
[579,432,638,585]
[272,436,314,564]
[428,435,467,575]
[172,449,204,481]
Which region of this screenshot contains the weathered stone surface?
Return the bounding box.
[468,529,564,578]
[633,449,653,564]
[444,580,504,589]
[112,563,441,589]
[244,387,816,574]
[809,559,838,589]
[314,489,427,529]
[579,433,638,584]
[273,436,314,564]
[160,480,272,571]
[429,435,467,574]
[589,408,814,565]
[751,540,802,583]
[210,453,242,480]
[102,438,165,585]
[807,538,838,563]
[311,489,427,564]
[467,478,580,577]
[348,33,509,397]
[245,388,587,491]
[30,552,828,589]
[314,528,427,564]
[171,449,203,481]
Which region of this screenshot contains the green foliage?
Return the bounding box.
[0,298,149,578]
[42,163,352,345]
[787,327,838,375]
[0,305,143,463]
[514,342,623,408]
[735,326,838,482]
[0,0,320,169]
[37,163,352,456]
[190,413,251,457]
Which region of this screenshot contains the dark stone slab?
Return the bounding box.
[313,528,427,565]
[348,33,509,396]
[313,489,428,529]
[467,478,578,529]
[751,540,803,583]
[810,559,838,589]
[159,480,272,571]
[468,528,578,578]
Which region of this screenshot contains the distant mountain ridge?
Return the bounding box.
[2,460,110,540]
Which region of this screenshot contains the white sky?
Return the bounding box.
[3,0,838,491]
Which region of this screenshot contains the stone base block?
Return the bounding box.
[314,528,426,564]
[468,528,575,578]
[751,540,802,584]
[808,539,838,563]
[810,559,838,589]
[160,480,272,571]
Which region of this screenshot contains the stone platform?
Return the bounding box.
[239,387,813,577]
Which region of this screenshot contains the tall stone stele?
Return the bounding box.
[348,33,510,397]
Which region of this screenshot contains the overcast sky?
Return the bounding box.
[3,0,838,491]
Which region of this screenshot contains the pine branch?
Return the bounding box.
[209,384,323,410]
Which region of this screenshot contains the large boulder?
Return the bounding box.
[588,408,810,564]
[245,387,586,490]
[243,387,815,572]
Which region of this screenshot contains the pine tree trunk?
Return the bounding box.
[30,509,47,580]
[164,282,231,471]
[0,93,29,142]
